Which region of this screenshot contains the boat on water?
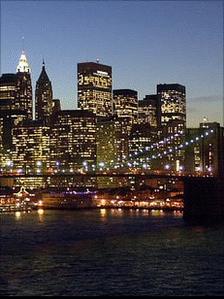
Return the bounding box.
[35,190,94,209]
[0,186,35,213]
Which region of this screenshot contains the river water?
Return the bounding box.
[0,209,223,296]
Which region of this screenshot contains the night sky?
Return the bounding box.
[1,0,223,127]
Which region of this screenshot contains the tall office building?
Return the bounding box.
[96,116,130,167]
[15,51,33,119]
[51,110,96,169]
[35,61,53,123]
[0,73,29,151]
[96,116,130,188]
[12,120,51,169]
[138,94,161,128]
[157,83,186,126]
[129,124,159,168]
[0,74,17,111]
[0,110,27,151]
[185,122,224,177]
[113,89,138,124]
[77,62,112,117]
[157,83,186,170]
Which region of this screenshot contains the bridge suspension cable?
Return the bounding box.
[101,128,215,170]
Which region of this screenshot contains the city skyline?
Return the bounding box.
[1,0,223,128]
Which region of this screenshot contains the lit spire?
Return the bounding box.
[16,50,31,73]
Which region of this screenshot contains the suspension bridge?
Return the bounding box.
[0,127,218,177]
[0,127,223,223]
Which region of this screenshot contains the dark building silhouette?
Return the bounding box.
[52,99,61,114]
[0,110,28,151]
[138,94,161,128]
[35,61,53,123]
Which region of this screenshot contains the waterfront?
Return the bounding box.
[0,209,223,296]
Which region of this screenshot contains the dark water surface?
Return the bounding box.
[0,209,223,296]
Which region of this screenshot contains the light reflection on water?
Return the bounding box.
[15,211,21,219]
[37,208,44,222]
[0,209,223,296]
[99,208,107,219]
[12,208,183,223]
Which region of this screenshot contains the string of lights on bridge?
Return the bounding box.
[96,128,215,170]
[1,128,215,174]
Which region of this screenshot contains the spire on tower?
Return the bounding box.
[22,36,25,52]
[16,50,31,73]
[37,59,50,83]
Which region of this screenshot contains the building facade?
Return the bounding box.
[52,99,61,114]
[185,122,224,176]
[0,73,17,111]
[129,124,160,169]
[77,62,112,117]
[138,94,161,128]
[113,89,138,125]
[96,116,130,168]
[15,51,33,120]
[35,61,53,123]
[157,83,186,170]
[157,83,186,126]
[50,110,96,170]
[12,120,51,170]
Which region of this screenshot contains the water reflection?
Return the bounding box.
[100,208,107,219]
[37,208,44,222]
[15,211,21,220]
[150,209,165,217]
[1,209,223,296]
[110,208,123,217]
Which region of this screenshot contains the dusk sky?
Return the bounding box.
[1,0,223,127]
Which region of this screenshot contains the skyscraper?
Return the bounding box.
[138,94,161,128]
[96,116,130,167]
[12,120,51,169]
[35,61,53,123]
[157,83,186,128]
[0,74,17,111]
[0,71,29,152]
[50,110,96,169]
[113,89,138,124]
[157,83,186,170]
[15,51,33,120]
[185,122,224,177]
[77,62,112,117]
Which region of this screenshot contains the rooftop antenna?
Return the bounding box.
[22,36,25,53]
